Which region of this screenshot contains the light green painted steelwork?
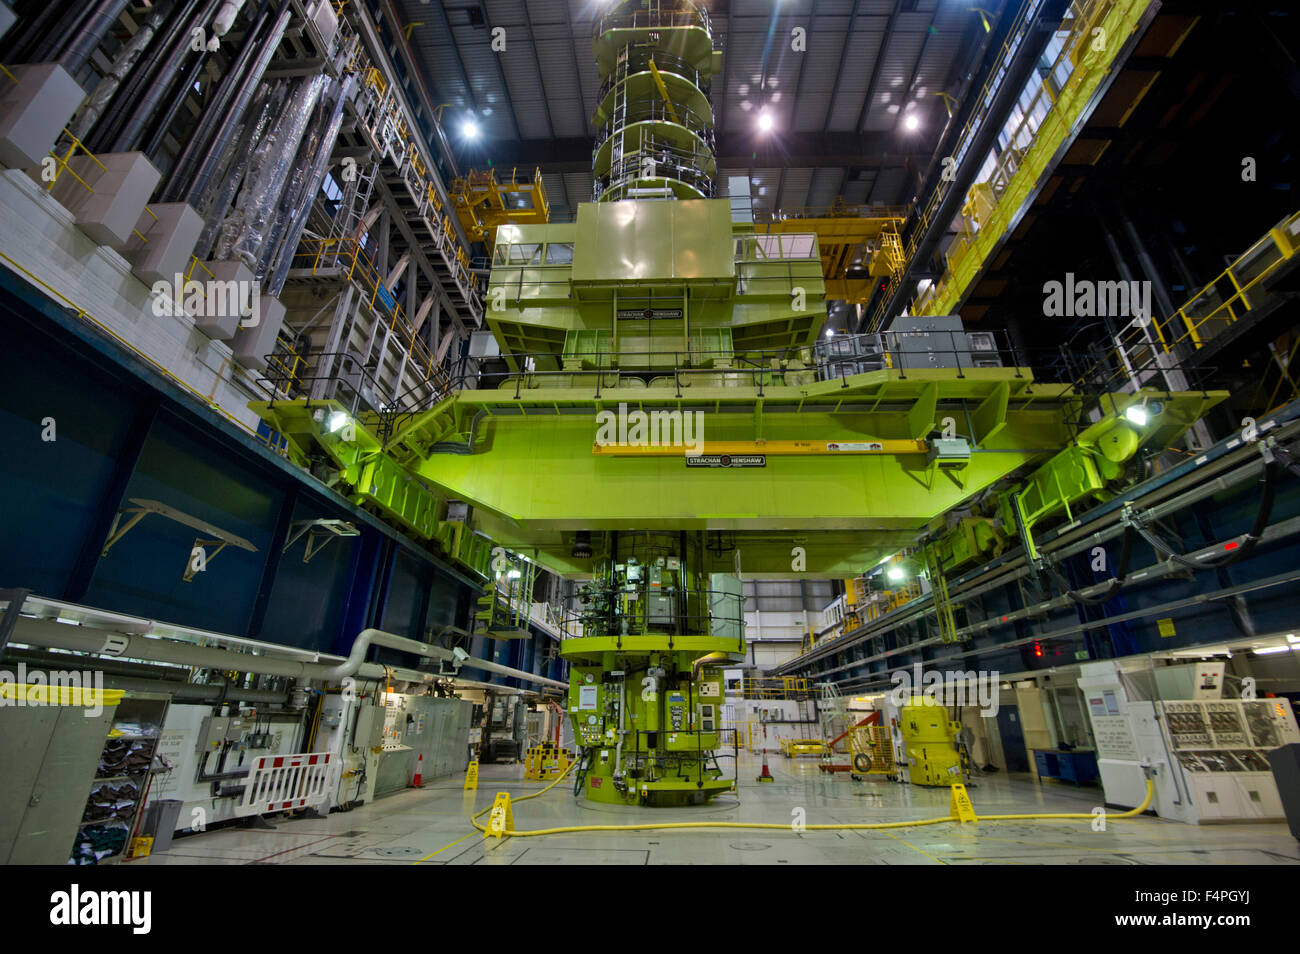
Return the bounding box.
[243,3,1229,781]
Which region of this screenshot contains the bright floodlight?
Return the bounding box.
[461,118,479,139]
[887,565,906,582]
[904,113,919,131]
[326,411,348,433]
[1125,404,1149,426]
[758,111,774,133]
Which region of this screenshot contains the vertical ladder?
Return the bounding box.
[325,157,379,257]
[816,681,845,760]
[923,545,959,644]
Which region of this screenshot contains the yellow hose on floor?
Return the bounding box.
[469,762,1156,838]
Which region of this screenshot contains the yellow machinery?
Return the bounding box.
[756,200,904,304]
[523,742,573,781]
[451,166,549,245]
[896,696,965,786]
[781,738,826,758]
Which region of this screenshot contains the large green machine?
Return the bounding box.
[248,0,1228,807]
[563,531,741,805]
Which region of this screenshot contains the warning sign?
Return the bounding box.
[950,783,977,823]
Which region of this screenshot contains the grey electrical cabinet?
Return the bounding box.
[0,686,122,864]
[890,315,973,370]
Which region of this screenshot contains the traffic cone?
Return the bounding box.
[411,753,424,788]
[756,748,774,783]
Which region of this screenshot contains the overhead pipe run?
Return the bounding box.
[55,0,133,80]
[66,3,169,144]
[162,0,293,204]
[88,0,209,153]
[5,615,567,691]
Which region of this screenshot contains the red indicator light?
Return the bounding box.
[1223,541,1239,551]
[1033,642,1043,658]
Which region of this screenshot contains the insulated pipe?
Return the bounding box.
[14,617,340,680]
[1,0,79,64]
[9,618,567,690]
[136,0,245,156]
[265,75,355,295]
[455,652,569,690]
[56,0,133,79]
[192,81,284,260]
[28,1,96,64]
[169,0,293,205]
[67,4,169,143]
[212,0,249,37]
[99,674,290,705]
[320,627,457,681]
[248,74,334,280]
[154,1,272,190]
[93,0,212,153]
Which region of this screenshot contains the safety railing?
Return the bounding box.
[259,350,392,418]
[438,327,1022,404]
[341,22,483,322]
[595,3,713,38]
[869,0,1117,331]
[1062,210,1299,395]
[593,137,717,201]
[740,677,813,701]
[596,47,714,104]
[1157,209,1299,355]
[893,0,1049,274]
[753,202,907,223]
[593,95,716,154]
[288,237,454,394]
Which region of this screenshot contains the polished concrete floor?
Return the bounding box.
[136,754,1300,865]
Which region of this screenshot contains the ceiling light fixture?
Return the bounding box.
[904,113,920,131]
[461,118,479,139]
[757,111,774,133]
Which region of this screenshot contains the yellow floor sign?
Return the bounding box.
[485,792,513,838]
[950,783,977,823]
[464,760,478,790]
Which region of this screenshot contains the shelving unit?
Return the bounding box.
[69,693,170,865]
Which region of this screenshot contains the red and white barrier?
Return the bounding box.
[235,752,337,817]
